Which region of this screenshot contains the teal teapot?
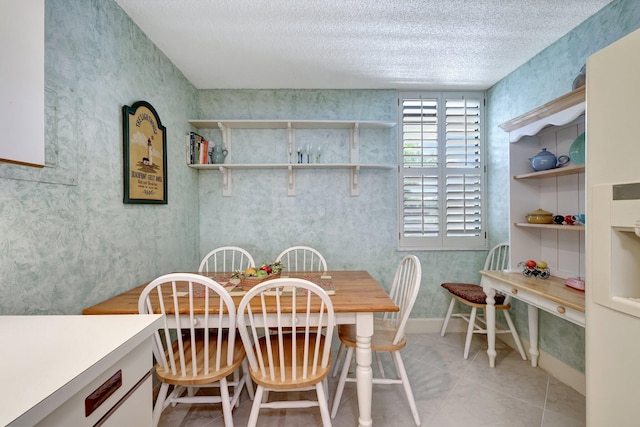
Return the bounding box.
[211,142,228,164]
[529,148,569,172]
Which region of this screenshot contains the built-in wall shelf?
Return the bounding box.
[187,119,396,196]
[514,222,585,231]
[513,164,585,180]
[500,86,585,143]
[504,88,586,280]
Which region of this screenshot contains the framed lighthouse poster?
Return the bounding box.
[122,101,167,204]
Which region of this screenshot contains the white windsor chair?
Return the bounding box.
[138,273,251,427]
[275,246,327,272]
[237,277,335,427]
[198,246,255,273]
[440,243,527,360]
[331,255,423,426]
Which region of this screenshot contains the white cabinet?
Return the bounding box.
[2,314,163,427]
[0,0,45,167]
[187,119,396,196]
[500,87,586,279]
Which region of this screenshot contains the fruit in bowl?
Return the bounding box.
[232,262,285,288]
[237,262,284,278]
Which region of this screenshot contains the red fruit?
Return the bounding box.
[260,265,272,274]
[525,259,537,268]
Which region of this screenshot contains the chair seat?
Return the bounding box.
[156,335,246,386]
[441,282,506,306]
[250,333,331,390]
[338,319,407,352]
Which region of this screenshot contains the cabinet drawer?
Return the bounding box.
[491,279,585,327]
[99,375,152,427]
[495,282,539,306]
[36,337,153,427]
[532,293,585,326]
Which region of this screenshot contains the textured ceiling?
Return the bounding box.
[115,0,612,90]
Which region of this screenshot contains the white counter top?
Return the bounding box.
[0,314,163,426]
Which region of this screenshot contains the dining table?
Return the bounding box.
[83,270,398,427]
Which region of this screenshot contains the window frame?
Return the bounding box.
[397,91,488,251]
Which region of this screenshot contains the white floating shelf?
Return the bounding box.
[186,119,396,197]
[188,119,397,130]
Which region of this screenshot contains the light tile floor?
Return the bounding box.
[157,332,586,427]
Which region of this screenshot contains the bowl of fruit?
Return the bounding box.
[233,261,285,289]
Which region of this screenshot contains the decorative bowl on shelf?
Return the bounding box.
[526,208,553,224]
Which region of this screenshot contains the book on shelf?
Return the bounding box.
[186,131,212,165]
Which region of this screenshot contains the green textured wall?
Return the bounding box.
[0,0,200,314]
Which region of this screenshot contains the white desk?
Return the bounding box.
[480,270,585,367]
[1,314,163,426]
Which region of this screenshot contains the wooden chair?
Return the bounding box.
[237,278,335,427]
[440,243,527,360]
[138,273,250,427]
[199,246,255,273]
[275,246,327,272]
[330,255,422,426]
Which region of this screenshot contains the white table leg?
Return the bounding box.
[484,282,497,367]
[528,305,539,367]
[355,312,374,427]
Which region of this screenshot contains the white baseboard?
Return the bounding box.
[537,349,585,396]
[406,317,468,334]
[406,318,586,396]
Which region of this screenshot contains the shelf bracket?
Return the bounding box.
[350,123,360,164]
[219,166,232,197]
[350,165,360,196]
[287,165,296,196]
[217,122,231,162]
[287,122,294,164]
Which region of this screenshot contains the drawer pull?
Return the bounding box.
[557,306,566,314]
[85,370,122,417]
[511,288,518,294]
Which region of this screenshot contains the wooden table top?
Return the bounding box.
[480,270,585,312]
[82,270,399,315]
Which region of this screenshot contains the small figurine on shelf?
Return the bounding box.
[518,259,551,279]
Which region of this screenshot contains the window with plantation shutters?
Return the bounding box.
[398,92,486,249]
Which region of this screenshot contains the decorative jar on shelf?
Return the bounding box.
[211,142,228,164]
